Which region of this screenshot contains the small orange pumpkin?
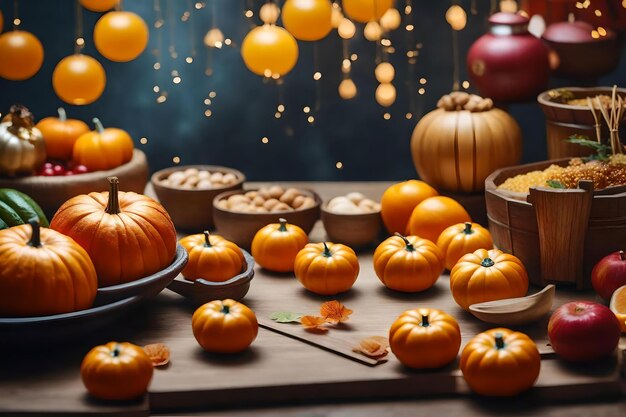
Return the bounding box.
[192,299,258,353]
[35,107,89,160]
[389,308,461,369]
[407,196,471,243]
[73,118,134,171]
[373,233,444,292]
[460,328,540,396]
[0,219,97,316]
[294,242,360,295]
[50,177,177,287]
[81,341,154,400]
[436,222,494,270]
[450,248,529,311]
[251,218,308,272]
[179,231,244,282]
[380,179,439,235]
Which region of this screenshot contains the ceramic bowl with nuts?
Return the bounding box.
[151,165,245,231]
[213,185,321,249]
[321,192,383,248]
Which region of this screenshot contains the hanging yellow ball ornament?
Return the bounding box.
[204,28,224,48]
[338,78,357,100]
[241,25,299,77]
[259,3,281,24]
[380,8,401,31]
[375,82,396,107]
[331,3,343,28]
[94,11,149,62]
[282,0,333,41]
[0,31,44,80]
[364,21,383,41]
[445,5,467,31]
[80,0,119,12]
[338,18,356,39]
[53,54,106,105]
[342,0,392,24]
[375,62,395,83]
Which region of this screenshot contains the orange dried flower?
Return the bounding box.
[143,343,171,367]
[300,315,328,332]
[320,300,353,324]
[353,336,390,359]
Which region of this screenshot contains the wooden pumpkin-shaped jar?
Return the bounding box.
[0,105,46,176]
[460,328,540,396]
[373,234,444,293]
[50,176,177,287]
[450,248,529,311]
[294,242,359,295]
[0,219,98,316]
[410,92,522,193]
[251,218,308,272]
[179,231,244,282]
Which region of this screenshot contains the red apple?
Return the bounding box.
[548,301,621,362]
[592,251,626,301]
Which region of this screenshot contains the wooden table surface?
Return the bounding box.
[0,182,624,417]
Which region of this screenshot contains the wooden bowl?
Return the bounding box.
[321,205,383,248]
[0,149,148,219]
[212,188,321,249]
[94,244,189,306]
[151,165,245,232]
[168,249,255,304]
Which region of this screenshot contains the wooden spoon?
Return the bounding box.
[469,285,555,325]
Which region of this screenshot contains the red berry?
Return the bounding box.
[43,162,53,169]
[52,165,66,175]
[74,165,89,174]
[42,167,55,176]
[65,171,75,176]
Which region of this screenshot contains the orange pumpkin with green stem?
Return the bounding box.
[294,242,359,295]
[73,118,134,171]
[251,218,308,272]
[374,233,444,292]
[50,177,177,287]
[81,341,154,400]
[436,222,493,270]
[179,231,244,282]
[389,308,461,369]
[192,299,258,353]
[35,108,89,160]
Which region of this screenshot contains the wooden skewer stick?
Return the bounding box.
[587,96,602,144]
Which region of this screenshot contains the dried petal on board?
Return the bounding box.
[269,311,304,323]
[143,343,171,367]
[320,300,353,324]
[352,336,390,359]
[300,315,328,333]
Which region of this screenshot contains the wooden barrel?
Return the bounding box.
[485,159,626,290]
[537,87,626,159]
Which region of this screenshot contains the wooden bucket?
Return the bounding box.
[537,87,626,159]
[485,159,626,290]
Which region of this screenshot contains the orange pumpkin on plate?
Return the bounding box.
[380,180,438,235]
[407,196,471,243]
[35,108,89,160]
[294,242,359,295]
[436,222,493,270]
[192,299,258,353]
[50,176,177,287]
[179,231,244,282]
[251,218,308,272]
[73,118,134,171]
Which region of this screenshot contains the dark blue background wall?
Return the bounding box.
[1,0,624,180]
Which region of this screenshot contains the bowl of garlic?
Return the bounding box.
[321,192,383,248]
[151,165,245,231]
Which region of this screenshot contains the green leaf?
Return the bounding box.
[546,179,566,189]
[269,311,304,323]
[566,136,612,161]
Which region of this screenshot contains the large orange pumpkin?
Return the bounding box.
[460,328,540,396]
[35,108,90,161]
[50,177,177,287]
[0,219,97,316]
[73,118,134,171]
[251,218,308,272]
[192,299,258,353]
[389,308,461,369]
[179,231,244,282]
[407,196,471,243]
[450,248,529,311]
[380,180,438,235]
[410,92,522,192]
[81,341,154,400]
[374,234,444,292]
[294,242,359,295]
[436,222,493,270]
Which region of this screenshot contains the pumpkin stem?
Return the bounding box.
[203,231,212,247]
[278,218,288,232]
[27,219,42,248]
[421,314,430,327]
[394,232,415,252]
[92,117,105,134]
[463,222,473,234]
[494,333,505,350]
[7,104,35,133]
[221,303,230,314]
[620,250,625,261]
[105,177,121,215]
[322,242,332,257]
[57,107,67,121]
[481,257,495,268]
[111,343,121,358]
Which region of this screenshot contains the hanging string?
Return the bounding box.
[489,0,497,14]
[450,0,461,91]
[116,0,123,11]
[404,0,416,118]
[167,0,178,59]
[185,0,196,62]
[470,0,478,15]
[153,0,168,103]
[74,0,85,54]
[12,0,20,29]
[314,43,321,113]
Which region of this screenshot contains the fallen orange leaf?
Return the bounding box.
[353,336,389,359]
[320,300,353,324]
[300,315,328,332]
[143,343,171,367]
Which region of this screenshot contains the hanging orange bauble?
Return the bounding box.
[282,0,333,41]
[241,24,299,77]
[0,30,44,80]
[342,0,393,23]
[94,11,149,62]
[80,0,120,13]
[52,54,106,105]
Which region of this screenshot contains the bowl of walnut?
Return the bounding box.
[321,192,383,248]
[151,165,245,232]
[213,185,321,249]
